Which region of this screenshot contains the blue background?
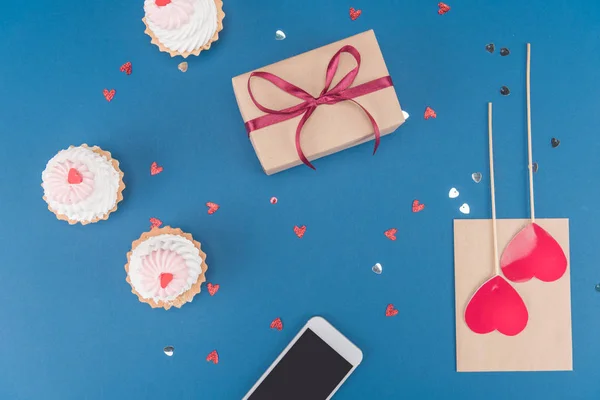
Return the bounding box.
[1,0,599,398]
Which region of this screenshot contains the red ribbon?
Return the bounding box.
[245,45,393,170]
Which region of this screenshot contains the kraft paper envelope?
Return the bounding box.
[232,30,404,175]
[454,218,572,372]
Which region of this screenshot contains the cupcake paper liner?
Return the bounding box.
[125,226,208,310]
[143,0,225,58]
[42,144,125,225]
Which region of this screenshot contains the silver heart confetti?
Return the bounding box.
[164,346,174,357]
[459,203,470,214]
[275,30,286,40]
[532,162,538,173]
[372,263,382,274]
[472,172,482,183]
[449,188,459,198]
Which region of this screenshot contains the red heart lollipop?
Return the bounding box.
[500,223,567,283]
[464,275,528,336]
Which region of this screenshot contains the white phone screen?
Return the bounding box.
[247,328,353,399]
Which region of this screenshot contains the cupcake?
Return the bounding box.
[41,145,125,225]
[125,226,208,309]
[143,0,225,58]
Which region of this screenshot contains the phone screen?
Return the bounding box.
[248,328,353,400]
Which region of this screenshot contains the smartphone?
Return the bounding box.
[243,316,363,400]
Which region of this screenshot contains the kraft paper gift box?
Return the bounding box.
[232,30,405,175]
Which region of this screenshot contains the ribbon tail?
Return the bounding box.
[295,107,317,170]
[347,99,381,154]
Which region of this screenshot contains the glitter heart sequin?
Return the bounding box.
[412,200,425,212]
[294,225,306,238]
[163,346,174,356]
[385,304,399,317]
[500,86,510,96]
[551,138,560,148]
[206,202,220,215]
[472,172,482,183]
[275,30,286,40]
[120,61,132,75]
[150,217,163,229]
[384,228,397,241]
[438,2,450,15]
[150,162,163,175]
[372,263,383,274]
[349,7,362,20]
[270,317,283,331]
[103,89,116,102]
[500,47,510,56]
[424,107,437,119]
[206,350,219,364]
[207,283,219,296]
[485,43,495,54]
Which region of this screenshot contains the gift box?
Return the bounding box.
[232,30,405,175]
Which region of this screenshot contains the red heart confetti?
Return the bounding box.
[150,162,163,176]
[270,317,283,331]
[294,225,306,238]
[349,7,362,20]
[207,283,219,296]
[270,197,278,204]
[206,202,220,215]
[206,350,219,364]
[103,89,116,102]
[385,304,399,317]
[465,275,528,336]
[67,168,83,184]
[438,2,450,14]
[120,61,132,75]
[384,228,397,241]
[424,107,437,119]
[150,217,163,229]
[412,199,425,213]
[500,223,567,283]
[160,273,173,289]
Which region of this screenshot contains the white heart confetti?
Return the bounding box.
[164,346,174,356]
[275,30,286,40]
[449,188,459,198]
[402,110,410,120]
[459,203,470,214]
[471,172,482,183]
[372,263,382,274]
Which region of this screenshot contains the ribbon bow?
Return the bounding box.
[245,45,394,170]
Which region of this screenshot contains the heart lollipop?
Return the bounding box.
[500,44,567,284]
[464,103,528,336]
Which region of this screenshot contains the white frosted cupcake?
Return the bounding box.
[143,0,225,58]
[41,145,125,225]
[125,226,208,310]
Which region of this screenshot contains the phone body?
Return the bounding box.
[243,316,363,400]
